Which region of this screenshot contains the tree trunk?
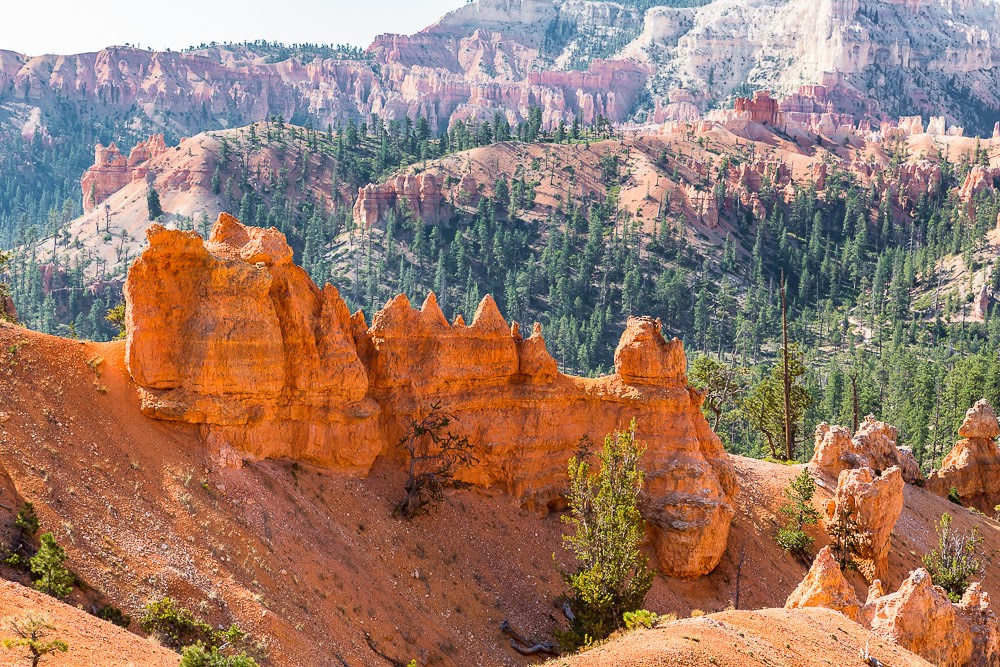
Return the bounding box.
[851,373,859,432]
[781,271,793,461]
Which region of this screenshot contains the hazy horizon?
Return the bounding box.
[0,0,465,56]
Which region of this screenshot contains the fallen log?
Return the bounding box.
[500,620,559,657]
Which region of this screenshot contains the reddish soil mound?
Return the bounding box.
[0,579,176,666]
[554,607,933,667]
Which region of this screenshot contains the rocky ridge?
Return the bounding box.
[4,0,1000,144]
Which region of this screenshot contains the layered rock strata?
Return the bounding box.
[927,399,1000,510]
[124,213,738,578]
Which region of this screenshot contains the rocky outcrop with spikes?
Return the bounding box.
[787,560,1000,667]
[123,213,738,578]
[811,416,923,484]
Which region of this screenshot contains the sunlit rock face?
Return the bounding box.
[124,213,738,579]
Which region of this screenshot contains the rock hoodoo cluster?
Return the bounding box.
[810,417,912,582]
[812,417,923,483]
[124,213,738,578]
[788,555,1000,667]
[353,173,449,229]
[928,399,1000,510]
[734,90,780,126]
[81,134,168,213]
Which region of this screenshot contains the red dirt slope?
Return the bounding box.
[0,579,176,667]
[552,608,933,667]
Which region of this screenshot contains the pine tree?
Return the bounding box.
[30,534,74,599]
[146,185,163,220]
[776,469,821,554]
[559,421,654,649]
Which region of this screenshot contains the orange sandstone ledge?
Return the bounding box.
[123,213,738,578]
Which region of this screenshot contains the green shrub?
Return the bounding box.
[776,528,813,554]
[14,503,40,536]
[179,644,258,667]
[948,486,962,505]
[29,534,73,599]
[97,606,131,629]
[623,610,659,631]
[776,469,821,555]
[923,513,983,603]
[141,600,262,661]
[558,421,654,650]
[1,615,68,665]
[140,598,213,651]
[3,552,28,571]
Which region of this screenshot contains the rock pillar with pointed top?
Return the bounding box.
[928,399,1000,510]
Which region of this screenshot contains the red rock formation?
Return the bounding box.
[811,417,923,484]
[826,466,904,582]
[353,173,449,228]
[81,134,168,213]
[788,559,1000,667]
[0,294,16,323]
[785,546,861,621]
[927,399,1000,510]
[124,213,738,578]
[896,160,943,207]
[973,284,991,320]
[124,213,381,472]
[734,91,779,126]
[653,89,701,124]
[866,569,973,667]
[958,166,1000,216]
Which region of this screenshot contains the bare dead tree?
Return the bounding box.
[396,402,478,519]
[733,544,746,610]
[500,621,559,657]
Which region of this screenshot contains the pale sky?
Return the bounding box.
[0,0,466,56]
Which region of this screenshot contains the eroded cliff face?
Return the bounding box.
[123,213,738,578]
[826,466,904,583]
[124,214,381,472]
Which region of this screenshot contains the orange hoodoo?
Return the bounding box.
[123,213,739,578]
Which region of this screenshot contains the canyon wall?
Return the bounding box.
[5,0,1000,144]
[124,213,738,578]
